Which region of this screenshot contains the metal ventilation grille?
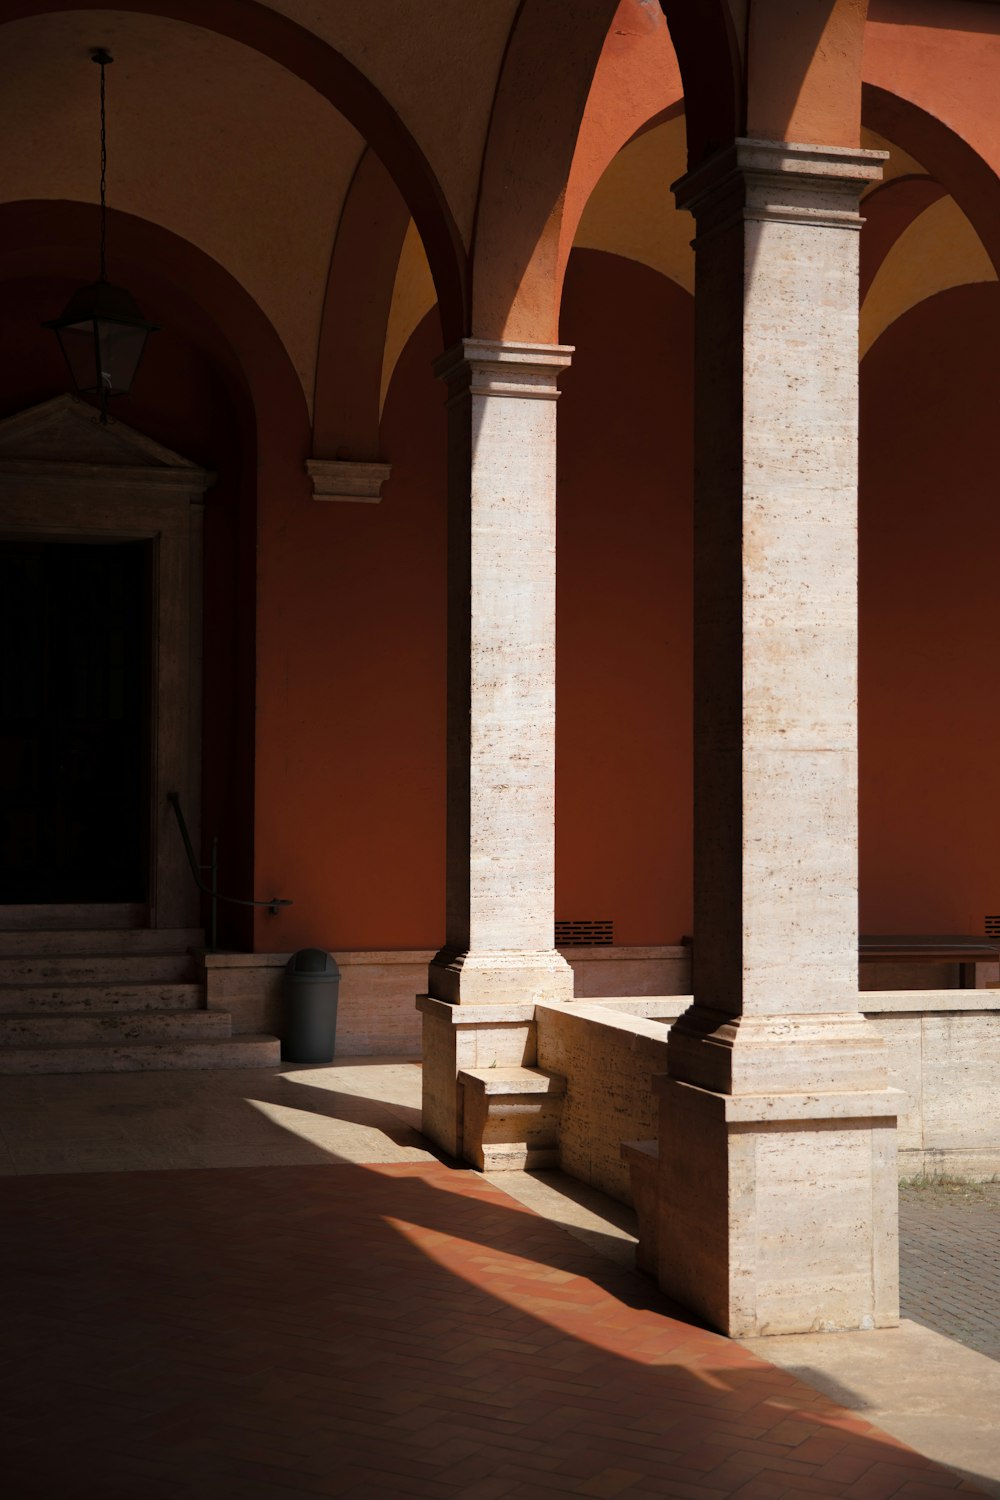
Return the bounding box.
[986,916,1000,939]
[555,919,614,947]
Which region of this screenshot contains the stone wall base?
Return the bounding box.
[537,993,1000,1196]
[203,950,432,1056]
[203,945,692,1056]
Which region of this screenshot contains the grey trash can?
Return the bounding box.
[281,948,341,1063]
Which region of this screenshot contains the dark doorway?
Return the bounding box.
[0,538,149,903]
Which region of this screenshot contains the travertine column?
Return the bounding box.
[658,141,901,1337]
[420,341,574,1158]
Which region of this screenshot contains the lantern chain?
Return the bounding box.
[93,49,112,283]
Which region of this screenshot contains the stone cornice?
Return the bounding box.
[434,339,574,403]
[674,138,888,239]
[0,460,213,495]
[306,457,392,503]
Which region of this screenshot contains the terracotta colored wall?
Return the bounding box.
[859,282,1000,932]
[557,249,694,945]
[252,311,447,953]
[252,249,696,955]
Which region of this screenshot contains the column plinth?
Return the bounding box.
[420,339,574,1160]
[656,139,900,1337]
[427,946,573,1006]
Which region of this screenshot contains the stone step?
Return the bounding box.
[0,983,204,1015]
[0,927,203,956]
[0,1034,281,1075]
[458,1066,567,1171]
[0,903,146,931]
[0,953,197,984]
[459,1067,567,1097]
[0,1009,230,1047]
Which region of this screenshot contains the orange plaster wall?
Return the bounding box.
[865,1,1000,179]
[251,310,447,953]
[557,0,682,293]
[252,248,696,955]
[748,0,867,147]
[859,282,1000,932]
[556,249,694,945]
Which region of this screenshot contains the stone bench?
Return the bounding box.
[458,1066,566,1171]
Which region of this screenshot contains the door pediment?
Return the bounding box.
[0,395,212,493]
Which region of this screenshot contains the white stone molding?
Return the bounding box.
[305,457,392,503]
[674,138,887,239]
[0,395,210,930]
[434,339,573,402]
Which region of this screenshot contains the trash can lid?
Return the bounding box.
[286,947,339,976]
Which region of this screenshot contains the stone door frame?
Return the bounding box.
[0,396,212,929]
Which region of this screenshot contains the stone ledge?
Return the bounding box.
[583,990,1000,1017]
[557,945,690,962]
[656,1077,903,1122]
[861,989,1000,1013]
[417,995,539,1026]
[203,949,434,969]
[538,1000,681,1040]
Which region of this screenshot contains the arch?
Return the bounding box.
[860,174,945,300]
[658,0,740,162]
[745,0,868,149]
[556,17,684,322]
[313,148,412,461]
[0,197,309,445]
[864,83,1000,283]
[665,1,870,159]
[470,0,623,342]
[0,0,468,343]
[473,0,704,343]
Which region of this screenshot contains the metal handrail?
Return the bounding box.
[167,792,292,951]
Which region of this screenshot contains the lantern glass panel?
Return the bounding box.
[55,320,102,394]
[96,319,148,395]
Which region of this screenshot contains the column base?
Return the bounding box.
[428,946,574,1005]
[656,1074,901,1337]
[417,995,539,1161]
[667,1004,891,1094]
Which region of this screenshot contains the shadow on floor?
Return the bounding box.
[2,1156,990,1499]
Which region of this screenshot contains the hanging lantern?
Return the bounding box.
[43,50,158,421]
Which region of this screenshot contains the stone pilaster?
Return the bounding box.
[421,340,574,1160]
[658,140,901,1337]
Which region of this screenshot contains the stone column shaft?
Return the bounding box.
[420,340,574,1162]
[687,139,883,1022]
[657,141,900,1338]
[428,340,574,1006]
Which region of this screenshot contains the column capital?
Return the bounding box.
[434,339,574,402]
[673,138,887,239]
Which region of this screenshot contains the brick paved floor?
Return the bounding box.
[1,1158,988,1499]
[899,1182,1000,1360]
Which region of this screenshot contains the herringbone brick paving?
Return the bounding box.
[0,1160,986,1499]
[899,1183,1000,1359]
